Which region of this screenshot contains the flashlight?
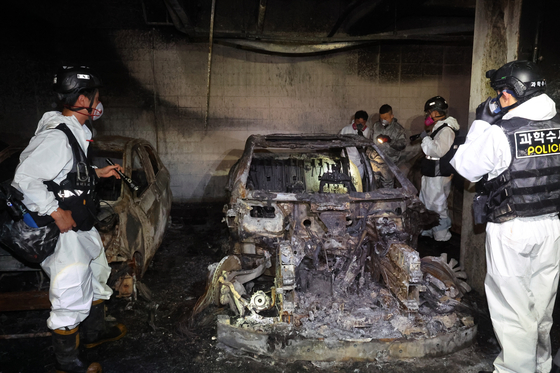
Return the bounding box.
[377,135,391,144]
[106,159,139,192]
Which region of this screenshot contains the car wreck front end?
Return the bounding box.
[194,134,475,361]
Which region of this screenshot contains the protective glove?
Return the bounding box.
[476,97,504,124]
[376,134,391,144]
[410,131,428,142]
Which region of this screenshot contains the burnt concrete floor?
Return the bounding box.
[0,203,559,372]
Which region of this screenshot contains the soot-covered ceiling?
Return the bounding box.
[2,0,475,55]
[145,0,476,53]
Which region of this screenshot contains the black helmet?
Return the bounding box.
[424,96,448,113]
[53,65,103,94]
[486,60,545,98]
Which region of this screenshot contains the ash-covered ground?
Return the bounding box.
[1,203,559,373]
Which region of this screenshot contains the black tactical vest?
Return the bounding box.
[29,123,99,231]
[421,123,460,177]
[480,115,560,223]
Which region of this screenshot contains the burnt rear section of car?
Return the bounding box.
[91,136,172,287]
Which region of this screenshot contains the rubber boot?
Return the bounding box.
[81,299,127,349]
[52,327,102,373]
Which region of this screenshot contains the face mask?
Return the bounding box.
[353,120,365,131]
[381,119,390,127]
[92,102,103,121]
[488,92,503,114]
[424,115,434,126]
[489,89,516,114]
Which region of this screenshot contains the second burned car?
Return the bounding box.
[0,135,172,298]
[87,136,172,294]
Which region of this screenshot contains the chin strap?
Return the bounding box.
[499,101,521,114]
[65,99,96,135]
[494,90,521,114]
[496,90,541,114]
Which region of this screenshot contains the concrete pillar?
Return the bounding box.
[461,0,523,295]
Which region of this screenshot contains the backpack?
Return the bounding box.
[0,183,59,263]
[0,123,99,263]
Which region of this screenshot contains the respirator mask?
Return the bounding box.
[424,115,435,127]
[92,102,104,121]
[489,89,516,114]
[85,101,103,139]
[381,119,390,127]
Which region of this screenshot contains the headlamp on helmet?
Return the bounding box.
[53,65,103,94]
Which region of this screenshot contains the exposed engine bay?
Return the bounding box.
[193,134,475,361]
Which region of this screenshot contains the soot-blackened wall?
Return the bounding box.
[0,27,472,201]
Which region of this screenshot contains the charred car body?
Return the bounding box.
[90,136,172,295]
[0,136,172,297]
[194,134,475,361]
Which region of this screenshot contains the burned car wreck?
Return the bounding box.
[0,135,172,299]
[193,134,475,361]
[90,136,173,296]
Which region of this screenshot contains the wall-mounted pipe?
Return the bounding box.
[532,11,542,63]
[215,23,474,56]
[217,39,370,55]
[205,0,217,131]
[257,0,267,35]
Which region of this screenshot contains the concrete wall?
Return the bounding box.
[460,0,525,295]
[0,28,472,202]
[103,31,472,201]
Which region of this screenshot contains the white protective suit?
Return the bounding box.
[339,122,371,177]
[419,116,460,241]
[450,94,560,373]
[13,111,112,331]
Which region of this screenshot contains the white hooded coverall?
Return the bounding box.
[450,94,560,373]
[419,116,460,241]
[339,122,371,178]
[13,111,113,331]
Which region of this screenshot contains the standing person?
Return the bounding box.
[12,65,127,372]
[419,96,460,241]
[451,60,560,373]
[370,104,407,188]
[339,110,371,178]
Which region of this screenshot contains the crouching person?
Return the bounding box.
[12,66,126,372]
